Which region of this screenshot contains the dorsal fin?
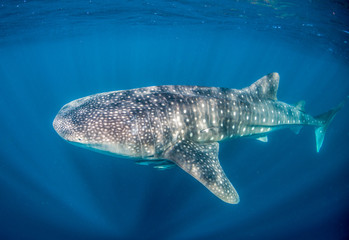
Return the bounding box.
[243,72,279,100]
[295,100,306,111]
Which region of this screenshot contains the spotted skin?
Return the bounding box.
[53,73,340,204]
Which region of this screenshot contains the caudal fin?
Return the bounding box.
[314,100,345,152]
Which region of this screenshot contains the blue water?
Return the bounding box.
[1,1,349,239]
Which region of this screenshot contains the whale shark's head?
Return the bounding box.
[53,92,147,158]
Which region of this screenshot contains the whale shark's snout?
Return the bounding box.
[53,98,90,144]
[53,113,74,141]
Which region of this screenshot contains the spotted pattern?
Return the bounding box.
[53,72,324,204]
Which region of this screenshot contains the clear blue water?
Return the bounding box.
[1,1,349,239]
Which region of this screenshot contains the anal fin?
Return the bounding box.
[163,140,239,204]
[291,126,302,135]
[256,136,268,142]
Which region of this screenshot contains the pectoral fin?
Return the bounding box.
[163,140,239,204]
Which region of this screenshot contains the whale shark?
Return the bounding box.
[53,73,344,204]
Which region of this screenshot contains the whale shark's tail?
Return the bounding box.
[314,100,346,152]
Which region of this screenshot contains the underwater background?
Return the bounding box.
[1,0,349,239]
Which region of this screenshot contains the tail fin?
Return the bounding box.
[314,100,345,152]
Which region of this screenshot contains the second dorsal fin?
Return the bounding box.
[243,72,280,100]
[295,100,306,111]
